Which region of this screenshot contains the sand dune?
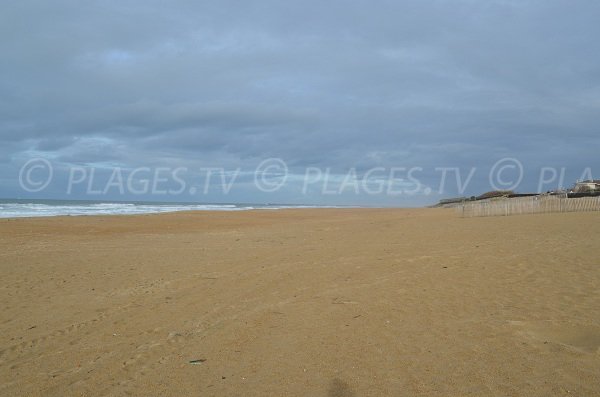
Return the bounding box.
[1,209,599,396]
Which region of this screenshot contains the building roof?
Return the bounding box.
[577,180,600,184]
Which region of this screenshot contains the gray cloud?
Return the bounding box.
[2,0,599,204]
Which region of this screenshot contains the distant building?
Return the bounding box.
[572,180,600,193]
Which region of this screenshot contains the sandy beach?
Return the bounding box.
[1,208,599,396]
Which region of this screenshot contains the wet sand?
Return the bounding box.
[1,208,599,396]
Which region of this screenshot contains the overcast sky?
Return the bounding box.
[2,0,599,205]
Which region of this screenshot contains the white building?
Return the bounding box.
[572,180,600,193]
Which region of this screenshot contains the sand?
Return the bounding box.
[1,208,599,396]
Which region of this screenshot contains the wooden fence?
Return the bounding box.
[457,195,600,217]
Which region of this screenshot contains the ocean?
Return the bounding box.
[0,199,338,218]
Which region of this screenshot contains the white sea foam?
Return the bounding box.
[0,201,338,218]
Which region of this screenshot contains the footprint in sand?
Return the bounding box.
[510,320,600,353]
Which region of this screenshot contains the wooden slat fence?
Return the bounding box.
[458,195,600,217]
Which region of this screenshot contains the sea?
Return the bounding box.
[0,199,341,218]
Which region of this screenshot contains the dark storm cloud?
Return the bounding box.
[2,0,600,203]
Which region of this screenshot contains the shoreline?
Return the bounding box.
[0,201,368,220]
[0,206,384,221]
